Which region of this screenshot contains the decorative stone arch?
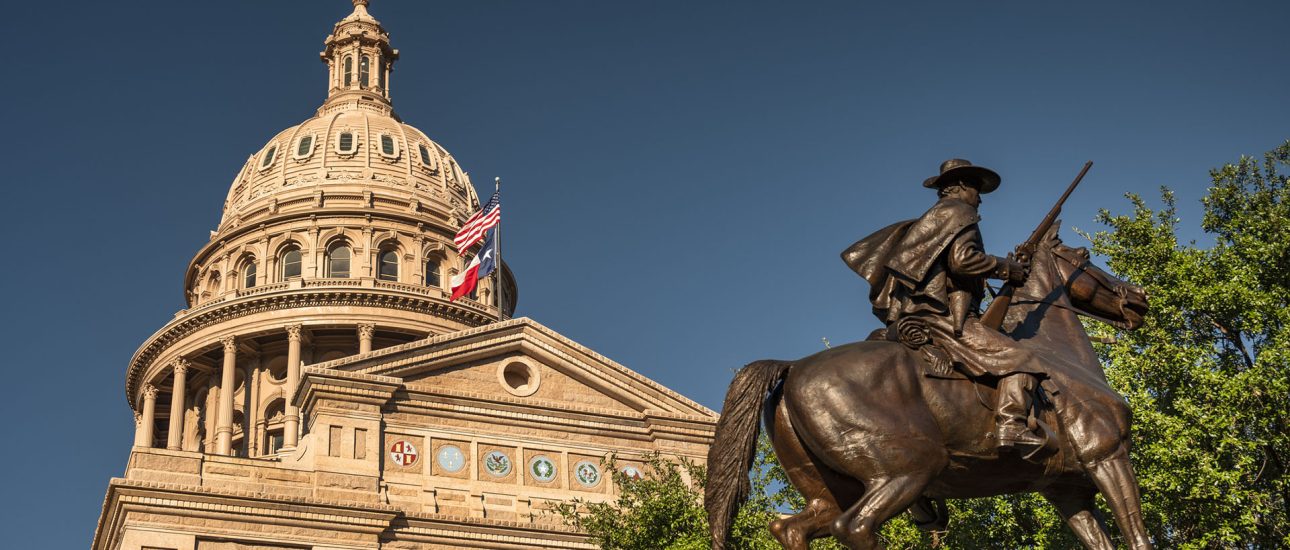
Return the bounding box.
[373,231,405,282]
[201,270,222,304]
[271,237,307,281]
[233,251,259,289]
[320,231,356,279]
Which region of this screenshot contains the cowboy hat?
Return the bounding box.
[922,158,1000,193]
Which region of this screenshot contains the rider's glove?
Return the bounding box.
[994,254,1029,285]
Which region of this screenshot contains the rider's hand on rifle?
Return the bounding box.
[995,253,1029,285]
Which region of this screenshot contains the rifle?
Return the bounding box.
[979,161,1093,330]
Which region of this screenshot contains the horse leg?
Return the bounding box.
[1086,447,1153,549]
[1042,486,1114,550]
[828,473,932,550]
[765,386,852,549]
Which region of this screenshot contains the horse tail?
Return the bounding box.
[706,359,793,550]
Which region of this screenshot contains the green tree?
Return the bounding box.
[1084,141,1290,547]
[552,449,783,549]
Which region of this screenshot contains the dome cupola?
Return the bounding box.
[321,0,398,108]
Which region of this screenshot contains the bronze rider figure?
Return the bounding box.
[842,159,1046,452]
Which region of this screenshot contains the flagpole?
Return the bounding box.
[494,177,504,322]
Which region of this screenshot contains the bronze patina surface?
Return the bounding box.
[706,160,1153,549]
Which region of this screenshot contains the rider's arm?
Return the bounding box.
[948,226,1025,284]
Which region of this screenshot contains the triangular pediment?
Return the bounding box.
[311,318,717,422]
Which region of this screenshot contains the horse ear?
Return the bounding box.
[1043,220,1062,244]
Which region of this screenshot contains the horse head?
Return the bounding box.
[1023,224,1149,331]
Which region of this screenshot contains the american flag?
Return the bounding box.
[454,191,500,254]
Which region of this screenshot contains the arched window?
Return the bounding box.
[326,244,351,278]
[359,55,370,88]
[378,249,399,281]
[337,132,355,154]
[377,57,385,89]
[425,258,441,288]
[280,247,302,280]
[243,261,257,289]
[380,134,396,156]
[343,56,353,86]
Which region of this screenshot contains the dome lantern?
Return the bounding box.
[320,0,399,108]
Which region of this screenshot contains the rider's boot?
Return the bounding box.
[995,373,1044,453]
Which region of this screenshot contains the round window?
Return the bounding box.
[497,361,540,397]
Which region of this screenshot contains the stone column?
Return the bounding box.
[215,336,237,456]
[284,325,303,450]
[358,322,375,354]
[140,384,158,448]
[166,359,189,450]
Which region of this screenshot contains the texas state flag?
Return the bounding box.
[450,229,496,302]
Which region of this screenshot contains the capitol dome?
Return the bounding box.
[127,0,516,439]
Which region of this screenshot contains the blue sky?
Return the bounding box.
[2,1,1287,546]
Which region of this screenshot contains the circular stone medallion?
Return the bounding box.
[436,445,466,473]
[528,455,557,482]
[574,461,602,487]
[483,451,512,477]
[389,440,418,467]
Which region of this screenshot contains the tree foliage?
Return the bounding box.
[559,142,1290,548]
[1083,141,1290,547]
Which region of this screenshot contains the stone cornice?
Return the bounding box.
[318,318,718,419]
[124,284,497,409]
[93,477,399,550]
[295,366,400,411]
[94,477,595,550]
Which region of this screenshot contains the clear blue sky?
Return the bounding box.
[2,1,1287,546]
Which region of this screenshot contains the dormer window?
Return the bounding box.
[294,135,314,159]
[418,144,432,166]
[337,132,356,154]
[259,146,276,169]
[379,134,397,158]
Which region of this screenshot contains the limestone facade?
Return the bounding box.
[93,3,717,549]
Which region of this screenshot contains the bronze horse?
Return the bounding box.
[706,229,1152,549]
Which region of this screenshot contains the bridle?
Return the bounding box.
[1012,243,1138,329]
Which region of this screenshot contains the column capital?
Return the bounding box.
[171,358,190,375]
[357,322,376,339]
[286,324,304,342]
[221,336,237,352]
[143,384,159,400]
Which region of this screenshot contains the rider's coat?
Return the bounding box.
[842,197,1042,378]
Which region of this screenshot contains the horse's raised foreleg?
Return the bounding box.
[829,473,932,550]
[1086,447,1153,549]
[1042,486,1114,550]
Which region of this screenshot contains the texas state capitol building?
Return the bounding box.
[92,3,717,549]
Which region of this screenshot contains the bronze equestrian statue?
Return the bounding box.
[706,160,1153,549]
